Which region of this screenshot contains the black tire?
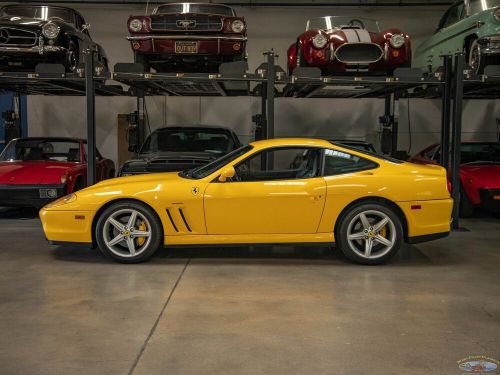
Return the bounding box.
[468,39,486,75]
[459,186,475,218]
[95,201,162,263]
[336,202,403,265]
[135,53,150,73]
[65,40,79,73]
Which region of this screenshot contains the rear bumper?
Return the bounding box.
[0,184,65,208]
[128,35,246,56]
[407,231,449,244]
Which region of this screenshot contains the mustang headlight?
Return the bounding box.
[389,34,405,49]
[129,18,143,32]
[494,8,500,22]
[231,20,245,33]
[42,23,60,39]
[312,34,328,49]
[43,193,77,209]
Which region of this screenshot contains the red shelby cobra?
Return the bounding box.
[410,142,500,217]
[126,2,247,73]
[287,16,411,76]
[0,137,115,208]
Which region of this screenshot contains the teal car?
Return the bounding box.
[414,0,500,74]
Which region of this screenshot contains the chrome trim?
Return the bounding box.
[335,42,384,64]
[127,35,247,41]
[0,27,37,47]
[0,45,67,54]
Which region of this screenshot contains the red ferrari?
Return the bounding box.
[410,142,500,217]
[287,16,411,76]
[0,137,115,208]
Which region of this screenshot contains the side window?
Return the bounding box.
[234,147,321,182]
[440,4,464,29]
[324,149,377,176]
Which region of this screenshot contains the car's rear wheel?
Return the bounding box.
[336,203,403,265]
[459,186,475,218]
[468,39,485,75]
[95,201,162,263]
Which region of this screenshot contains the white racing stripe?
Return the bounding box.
[342,28,372,43]
[355,29,372,43]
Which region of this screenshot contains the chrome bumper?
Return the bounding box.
[0,45,68,55]
[127,35,247,42]
[478,34,500,55]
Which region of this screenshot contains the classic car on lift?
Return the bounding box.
[287,16,412,76]
[0,137,114,208]
[410,142,500,216]
[0,4,108,72]
[119,126,242,176]
[414,0,500,74]
[40,138,452,265]
[126,2,247,73]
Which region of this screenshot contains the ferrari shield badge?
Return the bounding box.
[191,186,200,196]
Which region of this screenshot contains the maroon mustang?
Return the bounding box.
[126,2,247,73]
[287,16,412,76]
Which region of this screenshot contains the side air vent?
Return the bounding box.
[166,209,179,232]
[178,208,192,232]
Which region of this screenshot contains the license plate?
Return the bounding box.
[175,41,198,54]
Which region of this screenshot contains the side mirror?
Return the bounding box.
[218,166,235,182]
[81,23,91,31]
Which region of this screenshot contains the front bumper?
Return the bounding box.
[0,184,66,208]
[40,208,96,244]
[478,34,500,56]
[0,45,67,55]
[479,189,500,212]
[128,35,247,56]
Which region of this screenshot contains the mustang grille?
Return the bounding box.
[0,27,37,46]
[335,43,383,64]
[150,15,223,32]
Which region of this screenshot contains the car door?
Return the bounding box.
[203,147,327,235]
[416,2,465,71]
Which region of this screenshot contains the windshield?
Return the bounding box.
[470,0,500,13]
[140,128,237,155]
[155,4,234,16]
[0,139,81,162]
[461,143,500,164]
[307,16,380,33]
[0,6,75,23]
[181,145,253,179]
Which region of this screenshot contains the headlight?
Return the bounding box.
[231,20,245,33]
[312,34,327,49]
[129,18,143,32]
[389,34,405,49]
[43,193,77,209]
[42,23,60,39]
[494,8,500,22]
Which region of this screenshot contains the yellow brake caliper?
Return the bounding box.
[379,225,387,238]
[137,221,147,246]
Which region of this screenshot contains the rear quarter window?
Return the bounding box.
[324,149,378,176]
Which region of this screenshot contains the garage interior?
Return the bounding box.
[0,0,499,374]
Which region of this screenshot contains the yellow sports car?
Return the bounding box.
[39,138,453,265]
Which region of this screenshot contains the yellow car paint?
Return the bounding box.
[39,138,452,247]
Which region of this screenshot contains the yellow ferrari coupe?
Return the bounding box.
[40,138,453,265]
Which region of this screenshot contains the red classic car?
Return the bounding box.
[0,137,115,208]
[287,16,412,76]
[410,142,500,217]
[126,2,247,73]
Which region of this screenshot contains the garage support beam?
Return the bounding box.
[266,50,276,140]
[85,49,97,186]
[450,53,465,230]
[440,55,453,169]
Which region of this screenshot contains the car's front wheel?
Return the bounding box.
[468,39,485,75]
[95,201,162,263]
[336,203,403,265]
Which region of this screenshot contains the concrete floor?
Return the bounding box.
[0,208,499,375]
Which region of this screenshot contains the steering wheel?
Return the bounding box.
[348,19,365,29]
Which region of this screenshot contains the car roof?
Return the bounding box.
[249,138,333,149]
[0,4,85,20]
[329,139,372,145]
[13,137,84,143]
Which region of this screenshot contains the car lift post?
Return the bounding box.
[265,50,276,140]
[440,55,453,169]
[450,52,465,230]
[136,89,145,148]
[85,48,97,186]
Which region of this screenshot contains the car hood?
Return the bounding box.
[0,161,73,184]
[0,16,46,28]
[461,164,500,187]
[324,28,384,45]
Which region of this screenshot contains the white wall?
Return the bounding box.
[27,3,500,164]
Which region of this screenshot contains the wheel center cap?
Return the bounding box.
[368,231,375,238]
[123,230,131,238]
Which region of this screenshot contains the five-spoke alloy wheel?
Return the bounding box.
[96,201,162,263]
[336,203,403,265]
